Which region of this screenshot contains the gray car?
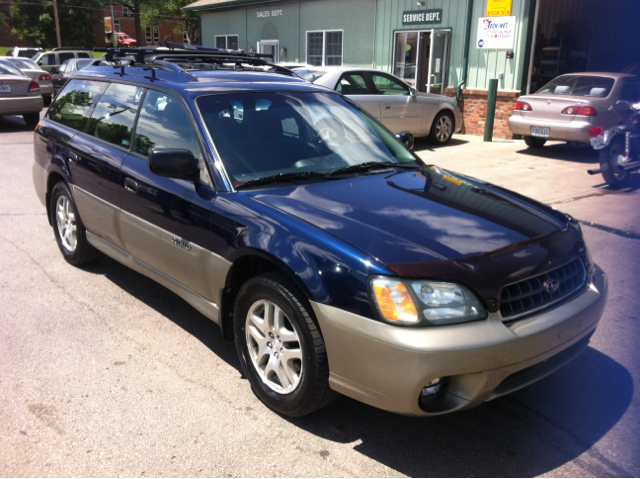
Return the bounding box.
[0,62,43,127]
[1,57,54,106]
[509,73,640,148]
[305,66,462,144]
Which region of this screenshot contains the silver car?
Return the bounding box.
[509,73,640,148]
[0,61,43,127]
[1,57,54,105]
[302,66,462,144]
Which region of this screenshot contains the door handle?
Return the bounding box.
[68,151,79,163]
[383,104,392,110]
[124,178,138,193]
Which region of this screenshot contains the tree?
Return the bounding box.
[7,0,104,49]
[139,0,199,45]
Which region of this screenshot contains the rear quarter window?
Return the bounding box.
[47,79,108,131]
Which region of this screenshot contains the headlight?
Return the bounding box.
[370,277,487,326]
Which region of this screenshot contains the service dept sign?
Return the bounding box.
[476,16,516,49]
[402,9,443,25]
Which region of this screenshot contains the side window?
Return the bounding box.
[133,89,201,159]
[370,74,410,95]
[47,79,108,131]
[58,53,74,64]
[621,79,640,103]
[86,83,144,149]
[77,52,91,59]
[336,73,369,95]
[39,53,56,66]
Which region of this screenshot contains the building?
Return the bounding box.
[184,0,640,138]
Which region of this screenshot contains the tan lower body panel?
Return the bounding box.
[311,268,607,416]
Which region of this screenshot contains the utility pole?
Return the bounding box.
[53,0,61,48]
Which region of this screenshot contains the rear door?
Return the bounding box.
[335,72,380,119]
[120,88,219,301]
[367,72,423,134]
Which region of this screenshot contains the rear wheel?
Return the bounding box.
[524,136,547,148]
[600,139,630,188]
[50,182,102,265]
[43,96,52,107]
[23,112,40,127]
[234,272,338,417]
[429,111,454,145]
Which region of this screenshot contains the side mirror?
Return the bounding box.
[148,148,199,180]
[37,61,43,66]
[396,131,414,151]
[410,87,418,97]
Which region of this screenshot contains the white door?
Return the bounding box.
[258,40,279,62]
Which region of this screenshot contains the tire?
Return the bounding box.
[50,182,103,265]
[429,111,454,145]
[234,272,338,417]
[43,96,52,107]
[524,136,547,148]
[23,112,40,127]
[600,139,630,188]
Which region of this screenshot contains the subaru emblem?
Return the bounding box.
[544,279,560,294]
[546,100,551,105]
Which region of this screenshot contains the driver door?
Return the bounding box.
[367,72,423,134]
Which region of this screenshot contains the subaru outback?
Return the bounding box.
[32,46,607,417]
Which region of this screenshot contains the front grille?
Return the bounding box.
[500,258,586,321]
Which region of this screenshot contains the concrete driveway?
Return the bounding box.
[1,113,639,477]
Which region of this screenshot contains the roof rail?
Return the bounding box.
[92,46,297,77]
[51,46,91,51]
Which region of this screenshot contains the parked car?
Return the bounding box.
[105,31,137,47]
[509,72,640,148]
[51,58,94,93]
[0,61,43,126]
[306,66,462,144]
[5,47,44,59]
[32,47,93,74]
[1,57,54,106]
[33,47,606,418]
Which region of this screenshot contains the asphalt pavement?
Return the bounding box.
[1,112,639,477]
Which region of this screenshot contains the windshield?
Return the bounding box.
[535,75,616,98]
[6,58,39,70]
[293,68,327,82]
[0,61,24,76]
[197,91,416,185]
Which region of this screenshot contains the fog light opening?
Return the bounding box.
[419,377,447,408]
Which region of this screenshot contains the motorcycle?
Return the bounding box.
[588,103,640,187]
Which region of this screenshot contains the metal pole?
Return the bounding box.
[53,0,61,48]
[484,78,498,142]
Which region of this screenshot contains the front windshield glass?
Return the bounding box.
[535,75,615,98]
[197,91,417,185]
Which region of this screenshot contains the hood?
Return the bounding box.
[249,167,568,266]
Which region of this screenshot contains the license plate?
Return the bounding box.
[531,126,550,137]
[590,135,605,148]
[0,84,11,93]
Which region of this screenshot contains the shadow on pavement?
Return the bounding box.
[80,256,241,370]
[0,113,37,131]
[286,347,633,477]
[516,142,599,163]
[413,137,469,153]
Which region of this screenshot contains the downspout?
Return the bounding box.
[456,0,474,105]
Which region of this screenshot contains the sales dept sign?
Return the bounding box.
[402,9,443,25]
[476,16,516,49]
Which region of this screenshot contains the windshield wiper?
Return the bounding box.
[329,161,421,176]
[235,171,333,189]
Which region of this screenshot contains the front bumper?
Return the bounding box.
[312,266,607,416]
[508,114,595,144]
[0,95,43,115]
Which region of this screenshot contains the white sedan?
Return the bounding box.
[294,66,462,144]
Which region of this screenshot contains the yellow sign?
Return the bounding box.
[486,0,512,16]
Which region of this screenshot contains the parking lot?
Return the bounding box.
[1,111,639,477]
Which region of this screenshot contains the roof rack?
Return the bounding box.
[51,46,90,51]
[93,44,298,77]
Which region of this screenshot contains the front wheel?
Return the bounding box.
[524,136,547,148]
[234,272,338,417]
[429,111,454,145]
[600,139,630,188]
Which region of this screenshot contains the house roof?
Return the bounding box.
[182,0,280,11]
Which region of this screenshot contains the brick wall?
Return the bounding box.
[444,88,520,139]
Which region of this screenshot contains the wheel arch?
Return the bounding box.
[45,171,68,226]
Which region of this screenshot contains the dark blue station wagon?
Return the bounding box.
[33,47,607,417]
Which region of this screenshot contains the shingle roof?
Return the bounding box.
[182,0,276,11]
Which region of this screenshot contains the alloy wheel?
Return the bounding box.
[435,116,453,143]
[55,195,77,252]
